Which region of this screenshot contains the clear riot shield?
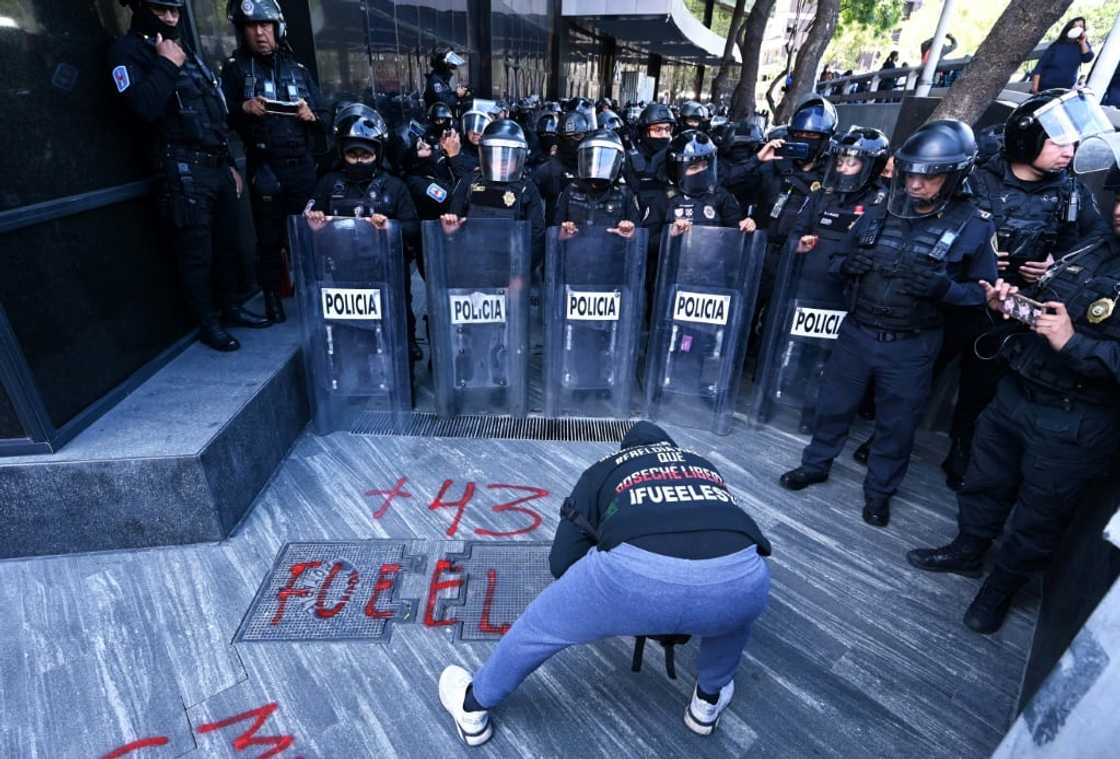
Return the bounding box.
[422,218,531,417]
[543,226,647,418]
[290,215,412,434]
[751,237,849,432]
[643,225,765,435]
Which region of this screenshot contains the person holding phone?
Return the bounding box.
[1031,18,1093,93]
[221,0,326,324]
[908,167,1120,635]
[934,89,1109,489]
[110,0,264,352]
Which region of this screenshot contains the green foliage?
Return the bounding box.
[1040,0,1120,44]
[839,0,904,32]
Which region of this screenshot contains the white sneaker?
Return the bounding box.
[438,665,493,746]
[684,680,735,736]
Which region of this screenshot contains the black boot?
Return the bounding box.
[264,290,286,323]
[941,436,970,491]
[907,533,990,577]
[852,437,872,465]
[199,319,240,352]
[779,466,829,491]
[964,568,1029,634]
[861,495,890,527]
[222,305,272,329]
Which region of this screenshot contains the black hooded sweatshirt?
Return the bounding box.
[549,422,771,578]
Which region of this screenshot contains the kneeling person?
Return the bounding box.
[437,422,771,745]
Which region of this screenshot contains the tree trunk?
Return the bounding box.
[730,0,778,119]
[930,0,1074,125]
[710,0,748,103]
[775,0,840,122]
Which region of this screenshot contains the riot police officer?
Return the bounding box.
[443,105,492,178]
[907,166,1120,634]
[424,44,467,110]
[110,0,267,352]
[644,130,755,235]
[554,129,640,236]
[529,111,559,168]
[625,103,675,214]
[221,0,325,324]
[399,129,457,222]
[306,105,421,357]
[778,120,997,528]
[677,100,710,134]
[938,89,1110,488]
[533,109,591,224]
[715,117,767,218]
[425,101,456,144]
[442,119,547,266]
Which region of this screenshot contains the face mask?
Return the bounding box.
[643,135,671,154]
[586,178,611,194]
[343,161,377,182]
[136,7,180,40]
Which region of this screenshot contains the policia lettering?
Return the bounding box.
[321,288,382,320]
[673,292,730,326]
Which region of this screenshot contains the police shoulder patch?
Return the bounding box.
[112,65,130,93]
[426,182,448,203]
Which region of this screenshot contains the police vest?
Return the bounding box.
[328,174,397,217]
[810,186,886,243]
[164,52,229,151]
[464,178,530,219]
[565,183,631,227]
[972,164,1072,261]
[770,165,825,242]
[665,189,725,227]
[626,148,665,208]
[1005,238,1120,404]
[852,200,976,332]
[231,50,313,158]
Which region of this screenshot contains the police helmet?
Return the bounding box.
[536,112,560,153]
[887,119,976,218]
[678,100,710,131]
[577,128,625,184]
[623,104,642,125]
[479,119,529,183]
[430,44,465,72]
[228,0,285,40]
[824,126,890,194]
[1004,91,1067,166]
[461,107,493,137]
[667,130,719,197]
[788,97,838,160]
[599,109,624,134]
[427,102,454,132]
[1002,88,1113,173]
[335,104,387,163]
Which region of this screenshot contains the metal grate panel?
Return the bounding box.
[435,542,555,642]
[235,541,424,643]
[350,413,637,442]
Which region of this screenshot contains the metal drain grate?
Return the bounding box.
[350,413,637,442]
[435,542,555,642]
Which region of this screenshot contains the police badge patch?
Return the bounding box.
[810,181,822,192]
[502,190,516,207]
[703,205,716,220]
[241,0,255,14]
[674,207,684,218]
[112,65,130,93]
[426,183,448,203]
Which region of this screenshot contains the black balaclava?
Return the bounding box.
[132,3,181,40]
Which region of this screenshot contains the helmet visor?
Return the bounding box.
[444,51,465,67]
[578,142,624,181]
[887,168,958,219]
[1035,90,1113,146]
[824,146,876,193]
[1073,132,1120,175]
[462,111,492,135]
[480,144,527,182]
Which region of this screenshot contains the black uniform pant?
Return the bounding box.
[957,376,1120,575]
[161,157,242,321]
[802,319,943,499]
[249,154,318,292]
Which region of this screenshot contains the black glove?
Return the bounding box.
[840,250,875,275]
[899,263,952,299]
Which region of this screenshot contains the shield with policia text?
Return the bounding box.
[751,235,850,432]
[643,225,766,435]
[290,215,412,434]
[544,226,647,418]
[423,218,531,417]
